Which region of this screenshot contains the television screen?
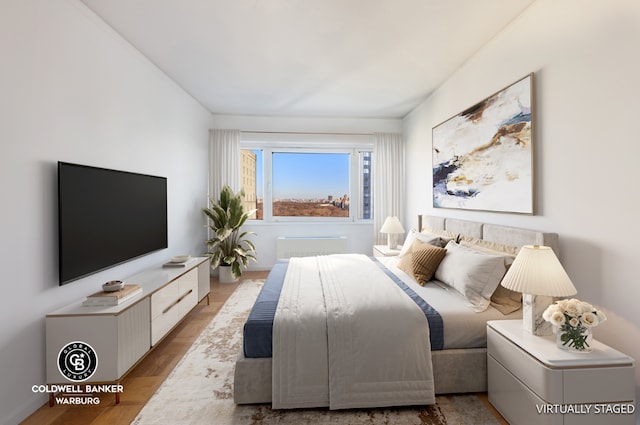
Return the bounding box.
[58,162,168,285]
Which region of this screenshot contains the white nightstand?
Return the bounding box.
[487,320,636,425]
[373,245,400,257]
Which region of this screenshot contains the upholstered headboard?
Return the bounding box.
[418,215,560,256]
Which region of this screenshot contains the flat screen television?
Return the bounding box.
[58,162,168,285]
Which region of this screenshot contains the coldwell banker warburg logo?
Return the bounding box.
[33,341,124,405]
[57,341,98,382]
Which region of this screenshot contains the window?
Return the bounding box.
[240,144,372,221]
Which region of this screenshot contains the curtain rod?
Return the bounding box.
[240,130,373,136]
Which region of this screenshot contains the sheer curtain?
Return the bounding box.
[373,132,405,245]
[208,129,240,200]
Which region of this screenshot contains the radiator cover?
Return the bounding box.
[276,236,348,259]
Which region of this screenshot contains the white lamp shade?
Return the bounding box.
[380,216,405,234]
[501,245,577,297]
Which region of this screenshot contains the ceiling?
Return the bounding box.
[80,0,536,119]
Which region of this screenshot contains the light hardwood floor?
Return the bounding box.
[22,269,506,425]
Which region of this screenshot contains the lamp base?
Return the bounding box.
[522,293,553,335]
[387,234,395,250]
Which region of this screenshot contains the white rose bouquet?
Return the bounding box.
[542,299,607,351]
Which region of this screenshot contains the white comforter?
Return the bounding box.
[272,254,435,410]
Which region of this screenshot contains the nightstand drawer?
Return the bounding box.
[488,355,560,425]
[488,326,563,403]
[563,366,635,404]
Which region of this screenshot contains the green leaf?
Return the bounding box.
[231,261,242,278]
[208,251,221,269]
[219,185,232,209]
[243,239,256,252]
[216,228,232,240]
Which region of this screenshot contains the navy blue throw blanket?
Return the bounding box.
[243,257,444,358]
[242,261,288,358]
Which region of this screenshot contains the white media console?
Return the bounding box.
[45,257,210,404]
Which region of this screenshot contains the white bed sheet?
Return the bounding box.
[377,256,522,349]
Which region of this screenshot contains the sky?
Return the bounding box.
[253,150,350,200]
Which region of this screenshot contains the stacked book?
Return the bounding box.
[82,284,142,307]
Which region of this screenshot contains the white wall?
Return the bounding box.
[0,1,212,424]
[404,0,640,408]
[211,114,402,269]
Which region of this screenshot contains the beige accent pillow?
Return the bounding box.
[459,236,519,257]
[421,226,459,244]
[397,239,446,285]
[490,286,523,314]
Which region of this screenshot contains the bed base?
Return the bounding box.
[233,347,487,404]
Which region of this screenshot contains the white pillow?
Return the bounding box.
[399,229,442,257]
[435,241,507,312]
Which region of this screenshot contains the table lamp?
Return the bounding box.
[500,245,577,335]
[380,216,405,250]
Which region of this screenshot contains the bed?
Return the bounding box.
[233,215,559,409]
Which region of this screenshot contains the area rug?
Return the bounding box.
[132,279,499,425]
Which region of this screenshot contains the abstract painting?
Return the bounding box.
[432,74,534,214]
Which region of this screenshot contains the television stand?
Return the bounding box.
[45,257,210,405]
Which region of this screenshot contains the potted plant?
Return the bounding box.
[203,185,257,283]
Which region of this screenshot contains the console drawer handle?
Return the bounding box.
[162,289,194,314]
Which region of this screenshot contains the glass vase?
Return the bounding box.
[556,325,593,353]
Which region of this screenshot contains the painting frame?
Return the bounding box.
[432,73,534,215]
